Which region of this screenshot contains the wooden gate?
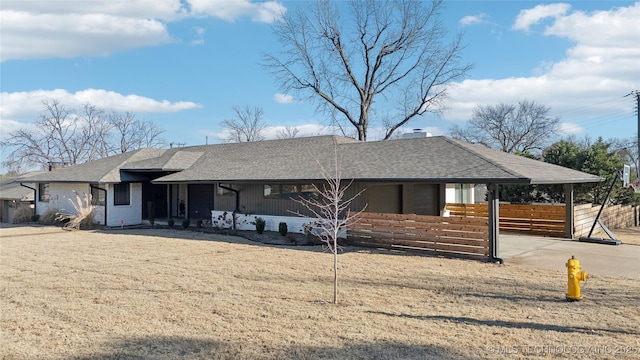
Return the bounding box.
[446,203,566,237]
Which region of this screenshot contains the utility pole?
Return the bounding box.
[625,91,640,177]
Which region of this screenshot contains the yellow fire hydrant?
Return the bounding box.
[566,255,588,301]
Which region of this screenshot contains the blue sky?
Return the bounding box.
[1,0,639,158]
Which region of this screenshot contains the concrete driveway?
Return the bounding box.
[500,234,640,279]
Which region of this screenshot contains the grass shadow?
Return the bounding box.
[94,226,370,255]
[67,336,470,360]
[368,311,638,336]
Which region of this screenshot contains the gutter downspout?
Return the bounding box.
[20,183,37,216]
[90,184,108,226]
[218,184,240,229]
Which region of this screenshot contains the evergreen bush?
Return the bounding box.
[278,222,288,236]
[255,217,266,234]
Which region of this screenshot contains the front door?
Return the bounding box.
[188,184,215,222]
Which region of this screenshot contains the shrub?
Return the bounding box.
[167,218,175,228]
[40,208,60,225]
[278,222,288,236]
[182,218,190,229]
[59,192,95,230]
[255,217,265,234]
[12,204,33,223]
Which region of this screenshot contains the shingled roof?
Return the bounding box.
[150,135,601,184]
[19,148,166,184]
[0,172,46,201]
[19,136,602,185]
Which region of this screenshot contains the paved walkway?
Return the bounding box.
[500,234,640,279]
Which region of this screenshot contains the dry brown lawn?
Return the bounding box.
[1,225,639,359]
[612,227,640,246]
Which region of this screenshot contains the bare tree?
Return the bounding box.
[109,111,166,153]
[1,99,166,172]
[1,100,110,170]
[221,105,267,143]
[611,136,638,178]
[450,100,560,154]
[276,125,300,139]
[263,0,471,141]
[293,140,366,304]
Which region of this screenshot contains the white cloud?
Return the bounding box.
[252,1,287,23]
[187,0,285,23]
[0,119,33,141]
[444,2,640,138]
[557,122,584,135]
[0,89,202,122]
[0,10,174,61]
[193,26,207,36]
[545,3,640,48]
[263,124,331,139]
[274,93,295,104]
[459,13,489,26]
[0,0,186,20]
[0,0,286,61]
[512,3,571,32]
[207,123,333,142]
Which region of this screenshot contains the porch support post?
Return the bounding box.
[487,183,503,263]
[564,183,574,239]
[167,184,173,219]
[438,183,447,216]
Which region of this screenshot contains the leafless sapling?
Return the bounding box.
[293,141,365,304]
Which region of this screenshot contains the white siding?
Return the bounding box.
[36,183,107,224]
[34,182,143,227]
[445,184,456,203]
[211,210,346,237]
[38,183,91,216]
[445,184,476,204]
[106,183,142,227]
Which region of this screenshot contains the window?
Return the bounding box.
[217,184,235,196]
[90,185,105,206]
[39,183,50,202]
[455,184,471,203]
[114,183,130,206]
[264,184,318,199]
[300,184,319,200]
[264,184,281,199]
[281,184,299,199]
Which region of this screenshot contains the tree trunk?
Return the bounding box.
[333,238,338,304]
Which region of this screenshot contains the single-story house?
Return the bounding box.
[0,172,44,223]
[17,135,601,258]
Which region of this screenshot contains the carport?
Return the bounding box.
[429,142,604,263]
[333,137,605,263]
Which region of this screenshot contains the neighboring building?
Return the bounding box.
[0,173,43,223]
[18,135,602,229]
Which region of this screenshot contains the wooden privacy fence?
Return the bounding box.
[574,203,639,238]
[346,212,489,258]
[446,203,566,237]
